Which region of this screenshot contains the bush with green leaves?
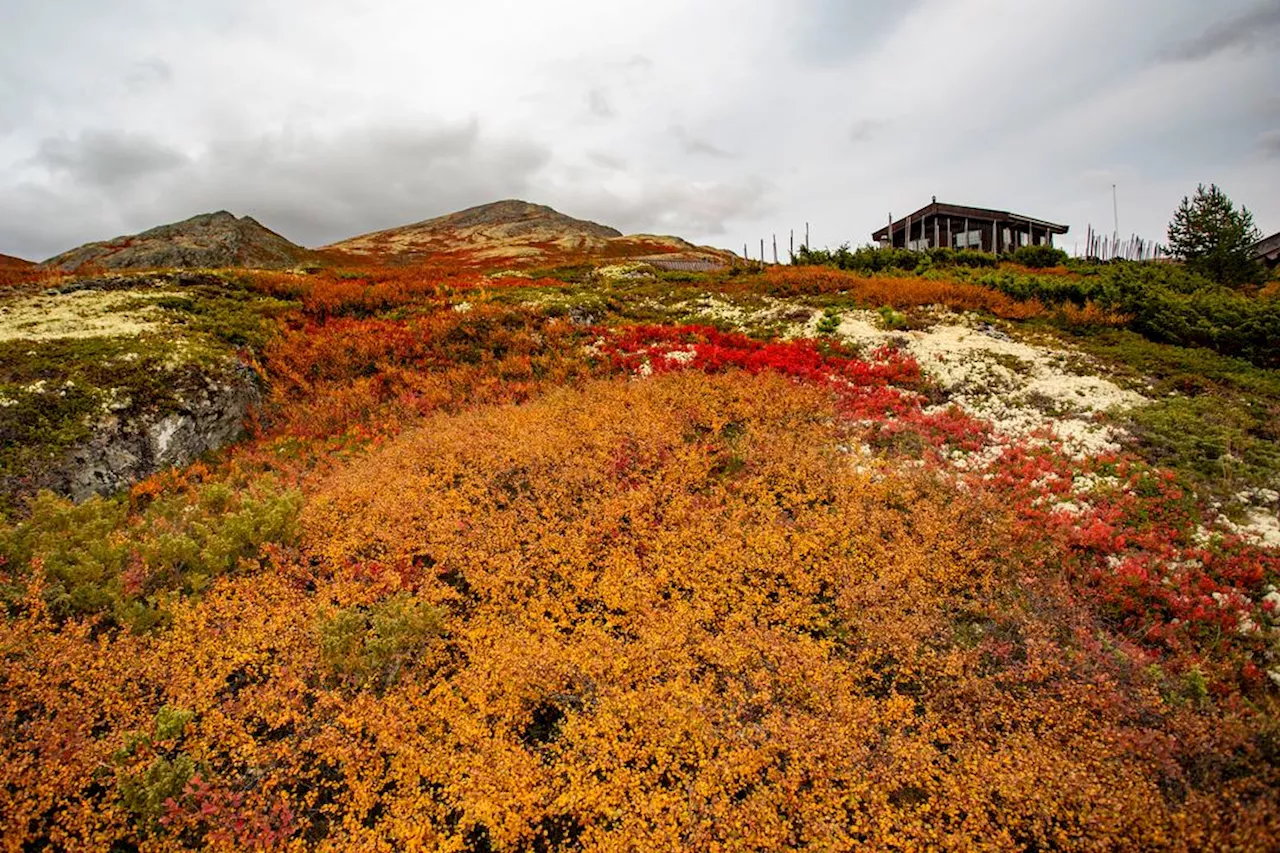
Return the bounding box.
[973,262,1280,368]
[877,305,909,331]
[0,479,301,630]
[1010,244,1069,269]
[815,306,841,335]
[317,593,445,692]
[792,244,996,273]
[114,705,199,828]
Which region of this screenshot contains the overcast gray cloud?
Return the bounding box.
[673,126,734,159]
[848,119,883,144]
[1262,130,1280,159]
[32,130,188,188]
[1159,0,1280,62]
[586,89,615,120]
[124,58,173,92]
[1,0,1278,260]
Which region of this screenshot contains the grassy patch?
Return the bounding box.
[1061,328,1280,501]
[1126,395,1280,501]
[0,335,190,499]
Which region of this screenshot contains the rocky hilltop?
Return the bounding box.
[327,199,735,268]
[327,200,621,260]
[40,211,316,273]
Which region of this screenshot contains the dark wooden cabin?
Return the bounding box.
[872,199,1069,253]
[1253,231,1280,270]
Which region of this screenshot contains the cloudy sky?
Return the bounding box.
[2,0,1278,260]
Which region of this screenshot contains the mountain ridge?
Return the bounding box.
[38,201,736,273]
[39,211,318,273]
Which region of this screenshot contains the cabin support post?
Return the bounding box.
[933,218,939,250]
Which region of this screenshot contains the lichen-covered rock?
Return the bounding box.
[46,362,260,501]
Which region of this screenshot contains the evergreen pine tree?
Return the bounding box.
[1167,184,1263,287]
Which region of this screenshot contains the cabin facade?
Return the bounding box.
[1253,231,1280,270]
[873,199,1069,253]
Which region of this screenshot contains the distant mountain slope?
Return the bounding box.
[0,253,34,269]
[327,200,620,260]
[40,211,316,273]
[327,199,736,268]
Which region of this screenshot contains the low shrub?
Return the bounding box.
[793,244,997,273]
[317,593,445,692]
[0,478,301,630]
[1010,244,1069,269]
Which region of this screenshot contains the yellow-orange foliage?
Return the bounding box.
[760,267,1049,320]
[5,370,1274,850]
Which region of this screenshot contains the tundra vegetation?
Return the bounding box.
[1,246,1279,851]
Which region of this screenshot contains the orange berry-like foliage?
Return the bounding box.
[1,257,1277,850]
[758,266,1137,325]
[5,370,1276,850]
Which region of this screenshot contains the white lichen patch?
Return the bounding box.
[594,263,655,283]
[674,294,802,331]
[826,310,1148,459]
[1219,508,1280,550]
[633,297,1151,461]
[0,289,175,341]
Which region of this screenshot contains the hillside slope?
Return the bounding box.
[40,211,317,273]
[0,253,34,270]
[327,199,620,260]
[327,199,736,268]
[4,253,1279,849]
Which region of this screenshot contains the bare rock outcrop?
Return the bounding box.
[45,362,261,501]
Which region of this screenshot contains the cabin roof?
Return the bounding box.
[872,201,1069,241]
[1253,231,1280,261]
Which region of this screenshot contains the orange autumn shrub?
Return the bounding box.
[10,371,1269,851]
[0,264,60,293]
[259,304,596,439]
[760,266,1049,320]
[244,265,568,322]
[1054,301,1132,327]
[4,261,1280,851]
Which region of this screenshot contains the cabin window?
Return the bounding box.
[954,230,982,249]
